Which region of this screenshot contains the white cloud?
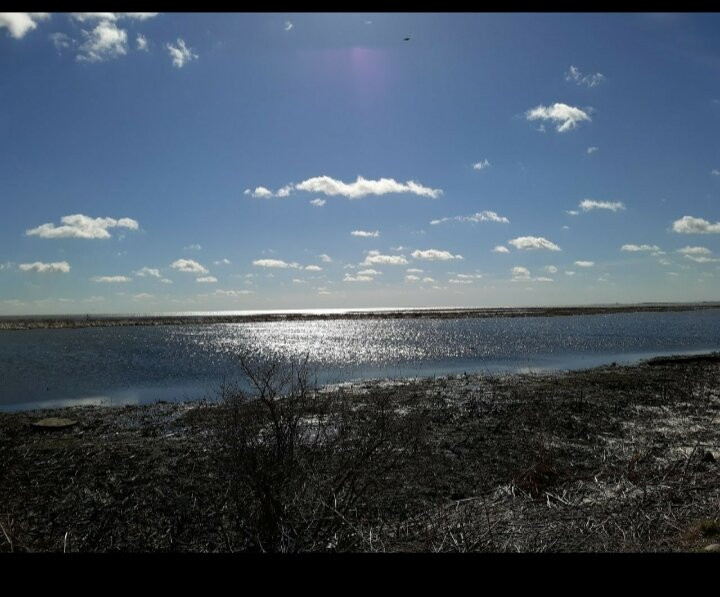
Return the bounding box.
[672,216,720,234]
[305,265,322,271]
[677,246,711,255]
[135,267,161,278]
[344,274,373,282]
[295,175,442,199]
[406,275,421,282]
[580,199,625,212]
[276,184,293,198]
[252,259,300,269]
[406,268,423,273]
[473,159,490,170]
[512,266,530,279]
[0,12,50,39]
[525,102,591,132]
[92,275,130,283]
[160,278,173,284]
[712,169,720,176]
[422,277,435,283]
[565,271,576,276]
[50,32,74,53]
[184,243,202,251]
[244,186,273,199]
[318,254,332,263]
[26,214,139,239]
[214,258,231,266]
[587,146,599,154]
[77,19,128,62]
[492,245,510,254]
[411,249,463,261]
[132,293,154,300]
[431,211,509,226]
[171,259,208,274]
[351,230,380,238]
[621,244,661,252]
[684,255,720,263]
[136,34,148,51]
[310,198,326,207]
[545,265,558,274]
[575,261,594,267]
[214,289,253,297]
[284,21,293,31]
[361,251,408,266]
[196,276,218,283]
[19,261,70,273]
[565,65,606,88]
[358,269,381,275]
[166,38,197,68]
[508,236,561,251]
[565,210,580,216]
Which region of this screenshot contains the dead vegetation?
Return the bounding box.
[1,352,719,552]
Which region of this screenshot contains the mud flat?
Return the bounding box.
[1,352,719,552]
[2,302,720,330]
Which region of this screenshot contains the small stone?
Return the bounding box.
[31,417,77,431]
[703,543,720,552]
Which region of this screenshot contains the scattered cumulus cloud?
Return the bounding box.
[166,38,197,68]
[160,278,173,284]
[508,236,561,251]
[135,267,161,277]
[49,32,73,53]
[358,269,381,276]
[431,211,509,226]
[0,12,50,39]
[305,265,323,271]
[77,19,128,62]
[473,159,490,170]
[621,244,661,252]
[361,251,408,266]
[92,275,130,283]
[351,230,380,238]
[318,254,332,263]
[712,169,720,176]
[411,249,463,261]
[565,271,576,276]
[587,146,599,154]
[565,210,580,216]
[575,260,595,267]
[406,275,421,282]
[244,186,273,199]
[171,259,208,274]
[310,198,326,207]
[295,175,442,199]
[344,274,373,282]
[19,261,70,273]
[512,266,530,279]
[252,259,300,269]
[184,243,202,251]
[26,214,139,239]
[214,289,253,297]
[214,258,231,266]
[525,102,591,132]
[406,268,423,273]
[284,21,293,31]
[545,265,558,274]
[196,276,218,283]
[136,34,148,51]
[580,199,625,212]
[672,216,720,234]
[70,13,158,22]
[492,245,510,254]
[677,246,711,255]
[684,255,720,263]
[565,65,606,88]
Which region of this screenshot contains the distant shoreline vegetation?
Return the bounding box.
[2,302,720,330]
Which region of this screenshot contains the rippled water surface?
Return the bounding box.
[2,310,720,411]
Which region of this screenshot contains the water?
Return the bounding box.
[1,309,719,412]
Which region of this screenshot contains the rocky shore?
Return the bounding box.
[1,353,719,552]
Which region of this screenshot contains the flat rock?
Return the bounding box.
[31,417,78,431]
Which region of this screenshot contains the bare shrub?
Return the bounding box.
[212,354,424,552]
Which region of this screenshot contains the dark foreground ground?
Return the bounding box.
[1,353,719,552]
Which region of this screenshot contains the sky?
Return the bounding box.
[2,12,720,314]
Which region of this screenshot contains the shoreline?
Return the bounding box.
[2,302,720,330]
[2,351,719,552]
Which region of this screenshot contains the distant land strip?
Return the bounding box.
[2,303,720,330]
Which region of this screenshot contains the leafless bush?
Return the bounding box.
[212,354,424,552]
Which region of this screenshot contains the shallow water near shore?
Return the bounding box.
[2,309,720,412]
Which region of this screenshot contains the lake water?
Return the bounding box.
[1,309,719,411]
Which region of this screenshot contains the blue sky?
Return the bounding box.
[2,12,720,314]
